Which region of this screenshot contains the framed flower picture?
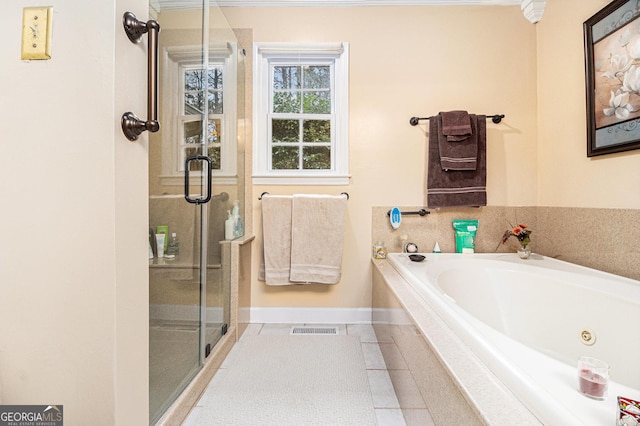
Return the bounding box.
[584,0,640,156]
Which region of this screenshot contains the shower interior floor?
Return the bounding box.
[182,323,436,426]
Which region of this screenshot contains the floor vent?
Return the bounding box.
[290,326,338,335]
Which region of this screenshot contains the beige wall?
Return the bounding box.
[537,0,640,209]
[223,1,639,313]
[223,5,538,311]
[0,0,148,424]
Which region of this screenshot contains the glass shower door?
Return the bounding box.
[147,1,243,423]
[147,2,208,423]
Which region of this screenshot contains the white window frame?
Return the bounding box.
[160,43,238,186]
[253,42,350,185]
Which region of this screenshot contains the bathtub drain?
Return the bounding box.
[580,329,596,345]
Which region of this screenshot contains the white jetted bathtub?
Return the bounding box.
[386,252,640,425]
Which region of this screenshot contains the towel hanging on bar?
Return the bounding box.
[259,194,348,285]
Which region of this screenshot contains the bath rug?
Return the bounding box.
[188,335,376,425]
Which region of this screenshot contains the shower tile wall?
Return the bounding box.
[372,206,640,281]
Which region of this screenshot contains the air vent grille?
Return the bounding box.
[290,327,338,335]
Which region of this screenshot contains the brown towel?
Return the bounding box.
[427,114,487,208]
[438,112,479,171]
[441,110,471,141]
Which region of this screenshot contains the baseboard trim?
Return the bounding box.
[249,307,372,324]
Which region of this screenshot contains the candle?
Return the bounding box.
[578,368,607,398]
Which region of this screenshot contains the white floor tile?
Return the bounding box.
[362,342,387,369]
[379,342,408,370]
[375,408,407,426]
[258,323,301,335]
[388,370,426,409]
[347,323,378,342]
[367,369,401,408]
[402,408,436,426]
[239,323,263,341]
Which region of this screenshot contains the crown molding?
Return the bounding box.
[214,0,521,5]
[156,0,520,9]
[154,0,544,23]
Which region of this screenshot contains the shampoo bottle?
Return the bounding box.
[225,210,234,240]
[166,233,179,259]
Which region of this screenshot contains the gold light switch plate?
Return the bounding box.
[21,7,53,60]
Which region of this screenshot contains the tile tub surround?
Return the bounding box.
[372,206,640,281]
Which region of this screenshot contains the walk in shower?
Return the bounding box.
[146,1,245,423]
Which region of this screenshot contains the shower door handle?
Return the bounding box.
[121,11,160,141]
[185,156,213,205]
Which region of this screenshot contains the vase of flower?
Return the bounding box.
[517,244,531,259]
[501,223,532,259]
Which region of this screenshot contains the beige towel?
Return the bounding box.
[260,195,293,285]
[289,194,348,284]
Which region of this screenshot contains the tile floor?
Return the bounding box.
[183,323,436,425]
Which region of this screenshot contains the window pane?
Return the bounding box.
[272,119,299,142]
[273,92,301,113]
[208,146,221,170]
[272,146,299,169]
[273,66,301,89]
[185,148,220,170]
[303,91,331,114]
[208,68,223,90]
[303,120,330,142]
[208,118,220,143]
[208,91,223,114]
[185,69,203,91]
[185,92,204,114]
[303,146,331,169]
[186,148,203,170]
[184,121,202,144]
[303,66,330,89]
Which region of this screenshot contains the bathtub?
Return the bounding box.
[384,252,640,425]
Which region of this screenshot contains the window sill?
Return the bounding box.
[252,174,351,185]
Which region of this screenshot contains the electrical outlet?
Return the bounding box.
[21,7,53,60]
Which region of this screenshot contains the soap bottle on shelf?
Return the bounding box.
[225,210,234,240]
[166,233,180,259]
[232,200,244,238]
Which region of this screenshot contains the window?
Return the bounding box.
[253,43,349,185]
[160,44,237,185]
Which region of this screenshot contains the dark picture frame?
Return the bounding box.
[584,0,640,157]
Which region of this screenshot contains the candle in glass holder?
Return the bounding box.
[577,356,609,400]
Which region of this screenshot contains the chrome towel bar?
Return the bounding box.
[409,114,504,126]
[386,209,429,217]
[121,12,160,141]
[259,192,350,200]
